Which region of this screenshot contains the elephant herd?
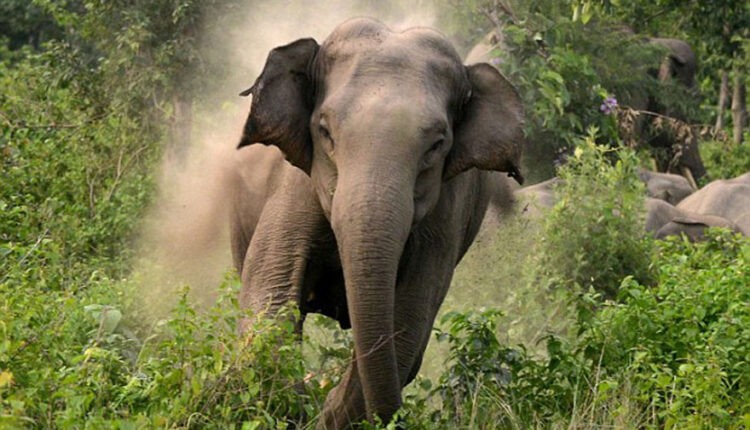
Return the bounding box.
[513,169,750,241]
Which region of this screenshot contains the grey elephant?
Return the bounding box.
[467,28,705,183]
[638,168,695,205]
[644,198,740,241]
[676,172,750,235]
[638,37,706,182]
[502,173,729,241]
[507,169,692,220]
[231,18,525,429]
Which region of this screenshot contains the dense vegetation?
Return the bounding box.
[2,0,748,428]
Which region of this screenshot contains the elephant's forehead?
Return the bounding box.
[322,18,460,61]
[319,23,463,86]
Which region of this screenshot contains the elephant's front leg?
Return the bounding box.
[239,174,330,324]
[318,234,460,429]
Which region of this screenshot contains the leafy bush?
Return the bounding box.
[0,48,159,282]
[412,231,749,429]
[701,137,750,181]
[1,278,347,428]
[581,231,750,428]
[429,310,589,429]
[533,132,654,300]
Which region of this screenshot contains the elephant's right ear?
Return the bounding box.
[238,38,319,175]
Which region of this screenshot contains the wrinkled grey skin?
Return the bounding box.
[638,168,695,205]
[676,172,750,235]
[232,18,525,429]
[644,198,740,241]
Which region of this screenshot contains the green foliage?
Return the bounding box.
[413,232,750,429]
[1,278,343,428]
[534,133,653,299]
[430,310,588,428]
[581,231,750,428]
[1,53,158,284]
[595,0,750,70]
[0,1,62,51]
[701,138,750,181]
[447,1,712,181]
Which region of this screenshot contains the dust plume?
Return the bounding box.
[131,0,446,317]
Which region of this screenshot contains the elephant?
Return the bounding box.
[228,145,288,275]
[637,37,706,183]
[644,198,741,241]
[494,172,730,241]
[502,169,692,221]
[231,18,525,429]
[676,172,750,235]
[466,28,706,184]
[649,38,697,90]
[638,168,695,205]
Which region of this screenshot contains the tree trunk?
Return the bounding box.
[715,70,729,131]
[731,73,747,144]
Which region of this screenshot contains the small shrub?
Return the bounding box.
[427,309,590,429]
[533,131,654,300]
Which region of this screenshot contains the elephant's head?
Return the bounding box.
[237,18,524,420]
[655,215,740,242]
[650,37,697,90]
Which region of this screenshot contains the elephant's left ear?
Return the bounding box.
[445,63,526,184]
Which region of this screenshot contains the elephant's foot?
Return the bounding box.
[317,363,365,430]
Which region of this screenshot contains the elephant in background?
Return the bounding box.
[644,198,741,241]
[638,168,694,205]
[493,169,740,241]
[232,18,524,429]
[649,38,696,90]
[676,172,750,235]
[464,27,705,185]
[637,37,706,183]
[500,169,693,220]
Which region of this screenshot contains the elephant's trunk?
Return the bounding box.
[330,168,414,421]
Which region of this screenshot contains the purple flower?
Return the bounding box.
[600,96,618,115]
[490,57,503,66]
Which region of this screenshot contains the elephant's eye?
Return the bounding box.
[319,124,332,141]
[428,138,445,154]
[318,120,335,155]
[420,138,446,171]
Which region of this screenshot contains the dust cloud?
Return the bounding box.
[132,1,447,317]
